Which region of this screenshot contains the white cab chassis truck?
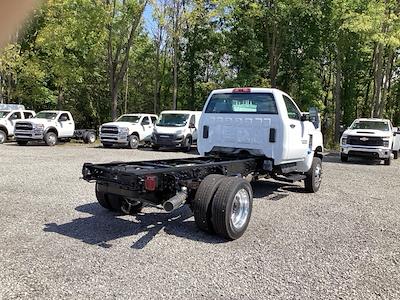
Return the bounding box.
[14,110,96,146]
[82,88,324,240]
[0,104,35,144]
[151,110,202,152]
[340,118,396,165]
[99,114,158,149]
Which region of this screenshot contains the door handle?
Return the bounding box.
[290,124,296,128]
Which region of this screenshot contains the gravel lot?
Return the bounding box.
[0,143,399,299]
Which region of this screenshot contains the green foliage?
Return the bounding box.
[0,0,398,136]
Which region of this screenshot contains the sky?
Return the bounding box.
[143,4,156,34]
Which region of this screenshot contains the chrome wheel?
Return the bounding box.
[230,188,250,231]
[88,133,96,143]
[48,135,56,145]
[129,135,139,149]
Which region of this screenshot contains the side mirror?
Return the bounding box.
[189,123,196,129]
[300,114,308,122]
[394,132,397,136]
[308,107,320,129]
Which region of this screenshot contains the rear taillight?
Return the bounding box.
[232,88,251,93]
[144,175,157,191]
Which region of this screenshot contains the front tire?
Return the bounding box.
[182,136,192,152]
[384,156,391,165]
[192,174,225,233]
[0,130,6,144]
[393,151,398,160]
[152,145,160,151]
[128,134,139,149]
[211,177,253,240]
[304,157,322,193]
[44,132,57,146]
[340,153,348,162]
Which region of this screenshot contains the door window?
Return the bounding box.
[24,112,34,119]
[150,116,157,124]
[141,117,150,125]
[283,96,301,120]
[59,113,70,121]
[9,112,22,120]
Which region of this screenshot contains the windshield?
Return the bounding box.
[157,114,189,127]
[351,121,390,131]
[205,93,278,114]
[116,115,140,123]
[0,110,10,118]
[35,112,58,120]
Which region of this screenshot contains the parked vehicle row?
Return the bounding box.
[99,110,202,152]
[0,105,96,146]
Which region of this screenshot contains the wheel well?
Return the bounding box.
[131,132,139,137]
[314,146,323,160]
[46,127,58,136]
[0,126,8,136]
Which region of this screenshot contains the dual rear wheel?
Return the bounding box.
[192,175,253,240]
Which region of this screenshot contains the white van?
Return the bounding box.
[151,110,202,151]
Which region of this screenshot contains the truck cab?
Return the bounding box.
[0,104,36,144]
[151,110,202,152]
[99,114,158,149]
[340,118,395,165]
[198,88,323,173]
[15,110,75,146]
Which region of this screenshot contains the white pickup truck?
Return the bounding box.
[82,87,324,240]
[0,104,35,144]
[340,118,396,165]
[14,110,96,146]
[99,114,158,149]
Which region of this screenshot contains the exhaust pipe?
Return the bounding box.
[163,187,188,212]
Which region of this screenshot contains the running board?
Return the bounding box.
[274,174,306,183]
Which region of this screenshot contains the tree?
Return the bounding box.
[106,0,148,120]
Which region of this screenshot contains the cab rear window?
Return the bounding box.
[205,93,278,114]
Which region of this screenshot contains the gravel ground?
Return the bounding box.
[0,143,399,300]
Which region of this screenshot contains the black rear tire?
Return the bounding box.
[96,187,143,214]
[192,174,225,233]
[384,156,391,165]
[17,140,28,146]
[340,153,348,162]
[152,145,160,150]
[211,177,253,240]
[95,185,112,210]
[84,132,96,144]
[304,157,322,193]
[393,151,398,160]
